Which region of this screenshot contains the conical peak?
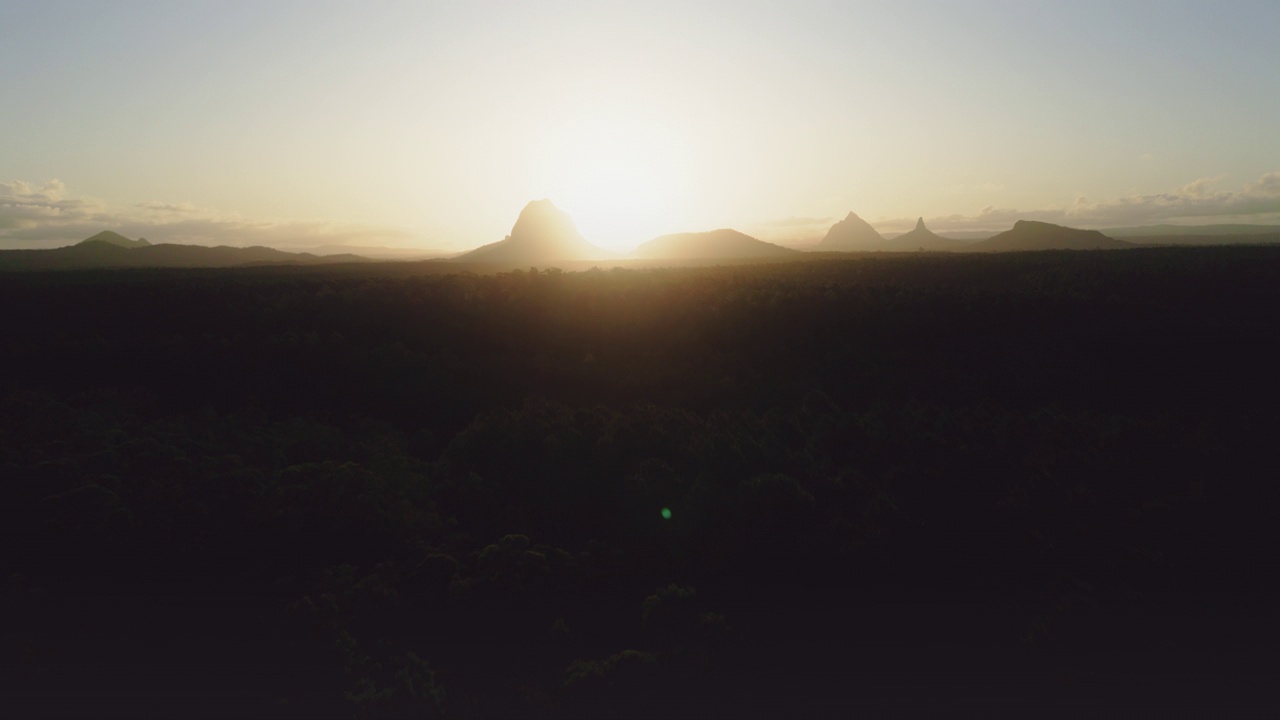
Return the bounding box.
[817,210,883,249]
[915,217,926,231]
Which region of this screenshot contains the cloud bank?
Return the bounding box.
[0,180,417,249]
[906,172,1280,234]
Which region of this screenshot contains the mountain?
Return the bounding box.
[815,212,884,251]
[963,220,1132,252]
[453,199,610,263]
[881,218,959,251]
[308,245,457,259]
[0,240,370,271]
[632,229,798,260]
[78,230,152,248]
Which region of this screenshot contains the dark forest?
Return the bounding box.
[3,247,1279,717]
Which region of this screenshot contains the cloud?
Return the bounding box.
[136,200,203,213]
[876,171,1280,234]
[1246,171,1280,196]
[0,179,66,202]
[0,179,107,230]
[0,180,417,249]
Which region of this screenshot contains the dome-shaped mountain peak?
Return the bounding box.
[454,200,610,263]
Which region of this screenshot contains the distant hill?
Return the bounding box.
[308,245,457,260]
[1126,233,1280,247]
[0,234,371,271]
[78,230,152,249]
[1102,223,1280,238]
[881,218,959,251]
[632,229,798,260]
[815,212,884,251]
[453,199,610,264]
[962,220,1132,252]
[1097,224,1280,247]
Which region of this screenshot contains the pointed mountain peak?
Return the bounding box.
[879,216,957,251]
[817,211,883,250]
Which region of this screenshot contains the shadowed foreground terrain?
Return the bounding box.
[2,248,1279,717]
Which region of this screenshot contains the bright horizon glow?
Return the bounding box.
[533,109,696,253]
[2,1,1279,251]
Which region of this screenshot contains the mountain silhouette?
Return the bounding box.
[963,220,1132,252]
[882,218,958,251]
[1102,223,1280,238]
[816,212,884,251]
[633,229,798,260]
[0,236,370,271]
[454,200,610,263]
[1098,223,1280,246]
[78,230,152,249]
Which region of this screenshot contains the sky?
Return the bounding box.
[2,0,1279,252]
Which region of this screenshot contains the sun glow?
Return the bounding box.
[535,111,694,253]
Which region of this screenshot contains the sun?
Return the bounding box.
[535,112,693,253]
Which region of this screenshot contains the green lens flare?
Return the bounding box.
[660,507,672,520]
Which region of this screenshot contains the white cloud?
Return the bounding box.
[0,178,106,232]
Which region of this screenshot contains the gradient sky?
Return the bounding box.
[2,0,1278,251]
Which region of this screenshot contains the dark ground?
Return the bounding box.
[2,247,1279,717]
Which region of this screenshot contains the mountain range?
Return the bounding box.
[6,202,1279,272]
[82,230,153,249]
[0,231,370,271]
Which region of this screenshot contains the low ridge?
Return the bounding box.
[633,229,798,260]
[963,220,1131,252]
[78,231,152,249]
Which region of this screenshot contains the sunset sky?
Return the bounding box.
[3,0,1278,252]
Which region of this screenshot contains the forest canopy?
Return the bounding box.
[3,247,1279,717]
